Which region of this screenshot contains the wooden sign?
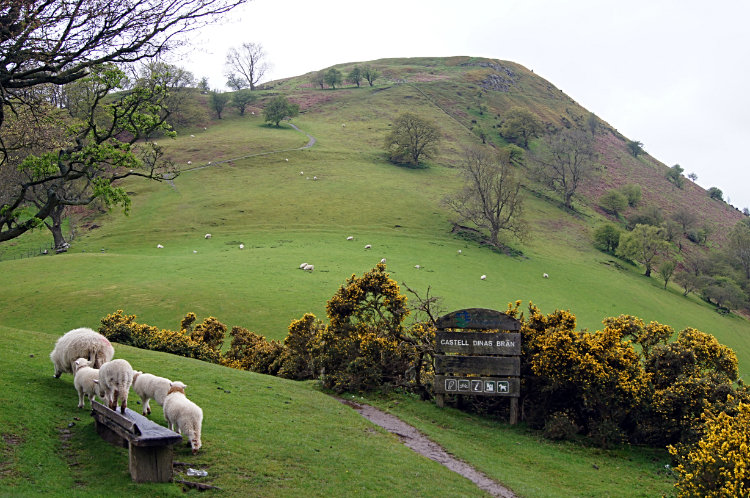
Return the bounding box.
[435,355,520,377]
[435,331,521,355]
[435,308,521,331]
[434,376,520,397]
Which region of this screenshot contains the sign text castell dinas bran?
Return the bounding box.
[433,308,522,423]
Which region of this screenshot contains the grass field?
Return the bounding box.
[1,56,747,496]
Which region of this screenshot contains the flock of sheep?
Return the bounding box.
[50,327,204,455]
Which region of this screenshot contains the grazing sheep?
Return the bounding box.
[204,127,207,130]
[208,162,211,165]
[365,244,372,249]
[300,172,303,175]
[251,111,254,115]
[458,250,462,254]
[543,273,549,278]
[190,135,195,138]
[381,258,386,264]
[96,359,134,413]
[163,382,203,455]
[415,265,420,269]
[132,372,172,416]
[303,264,314,271]
[299,263,308,269]
[205,234,211,239]
[239,244,244,249]
[193,250,197,254]
[342,124,345,127]
[285,159,288,162]
[73,358,104,409]
[50,328,114,378]
[187,161,192,165]
[306,177,309,180]
[347,236,353,241]
[481,275,487,280]
[313,176,317,180]
[157,244,163,249]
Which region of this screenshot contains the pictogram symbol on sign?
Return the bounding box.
[498,381,509,393]
[471,380,483,392]
[484,381,495,393]
[458,380,470,391]
[445,379,457,391]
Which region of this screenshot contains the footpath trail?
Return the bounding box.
[163,122,316,191]
[337,397,517,498]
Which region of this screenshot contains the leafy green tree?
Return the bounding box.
[666,164,685,188]
[262,95,300,127]
[593,224,621,252]
[499,107,544,148]
[726,221,750,280]
[672,208,698,232]
[528,130,597,209]
[505,144,525,165]
[310,70,326,89]
[701,276,747,309]
[627,204,664,228]
[688,172,698,182]
[626,139,645,157]
[197,77,210,94]
[675,271,701,296]
[616,224,669,277]
[708,187,724,201]
[362,65,380,86]
[600,189,628,215]
[586,113,599,138]
[232,89,257,116]
[226,73,248,91]
[473,92,487,115]
[0,0,245,243]
[209,90,231,119]
[474,126,488,144]
[658,260,677,289]
[383,112,442,167]
[661,220,681,243]
[347,67,363,87]
[443,147,529,248]
[619,183,642,207]
[324,68,343,89]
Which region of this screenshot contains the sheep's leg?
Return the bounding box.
[109,389,118,411]
[77,390,85,409]
[120,396,127,414]
[143,398,151,415]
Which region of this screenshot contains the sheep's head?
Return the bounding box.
[167,381,187,395]
[74,358,91,373]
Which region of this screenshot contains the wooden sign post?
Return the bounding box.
[433,308,522,424]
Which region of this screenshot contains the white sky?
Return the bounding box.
[180,0,750,210]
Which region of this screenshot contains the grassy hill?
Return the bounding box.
[2,55,745,496]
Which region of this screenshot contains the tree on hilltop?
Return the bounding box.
[347,67,363,88]
[0,0,246,244]
[262,95,300,127]
[666,164,685,189]
[324,68,343,89]
[383,113,442,167]
[209,90,231,119]
[626,139,645,157]
[586,113,600,138]
[362,65,380,86]
[226,73,249,91]
[224,42,273,91]
[310,71,326,90]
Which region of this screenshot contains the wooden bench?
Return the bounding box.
[91,400,183,483]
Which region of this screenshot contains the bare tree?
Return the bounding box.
[529,129,597,209]
[443,147,529,247]
[224,42,272,91]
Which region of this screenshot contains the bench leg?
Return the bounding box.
[129,444,174,483]
[93,417,128,448]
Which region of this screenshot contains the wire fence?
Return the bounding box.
[0,231,75,262]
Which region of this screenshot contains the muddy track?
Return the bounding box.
[336,397,516,498]
[163,122,315,191]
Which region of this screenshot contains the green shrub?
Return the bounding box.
[707,187,724,201]
[593,224,621,252]
[543,412,579,441]
[600,190,628,215]
[619,183,642,207]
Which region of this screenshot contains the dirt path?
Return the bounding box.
[163,122,316,191]
[336,398,516,498]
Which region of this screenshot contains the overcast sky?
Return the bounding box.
[180,0,750,210]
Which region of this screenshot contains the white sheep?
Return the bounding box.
[239,244,244,249]
[313,176,317,180]
[285,158,288,162]
[163,381,203,455]
[303,264,314,271]
[190,135,195,138]
[300,172,303,175]
[96,359,134,414]
[193,250,197,254]
[481,275,487,280]
[306,177,309,180]
[73,358,104,409]
[415,265,420,269]
[251,111,254,115]
[347,236,353,241]
[365,244,371,249]
[300,263,308,269]
[50,328,114,378]
[157,244,163,249]
[543,273,549,278]
[205,234,212,239]
[342,124,345,127]
[187,161,192,165]
[132,372,172,416]
[208,162,211,165]
[381,258,386,264]
[458,250,462,254]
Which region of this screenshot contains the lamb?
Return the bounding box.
[157,244,163,249]
[299,263,308,269]
[73,358,104,409]
[132,372,172,416]
[239,244,244,249]
[96,359,135,413]
[163,381,203,455]
[347,236,353,241]
[381,258,386,264]
[415,265,420,269]
[205,234,211,239]
[365,244,372,249]
[303,264,314,271]
[50,327,114,378]
[481,275,487,280]
[543,273,549,278]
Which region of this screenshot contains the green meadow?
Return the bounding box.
[1,56,746,496]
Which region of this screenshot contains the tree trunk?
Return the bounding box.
[45,205,67,249]
[644,267,652,277]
